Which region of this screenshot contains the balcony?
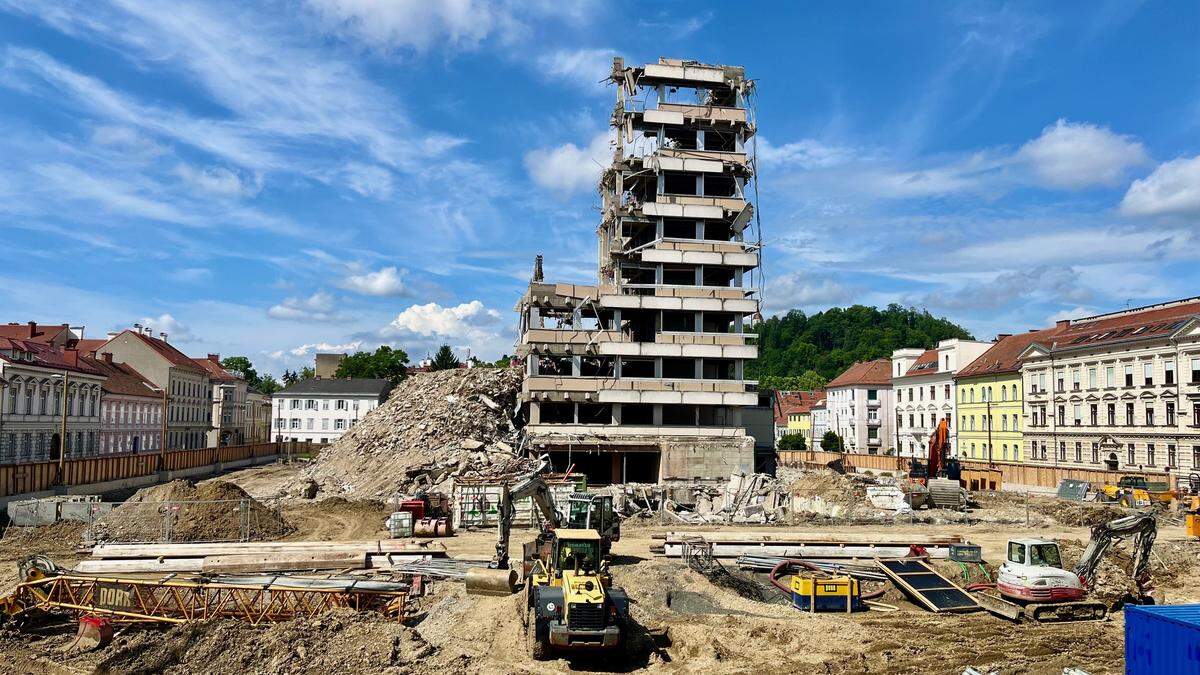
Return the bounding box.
[867,437,882,446]
[866,399,881,408]
[866,417,882,426]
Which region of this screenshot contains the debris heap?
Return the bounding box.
[297,368,530,499]
[90,480,291,543]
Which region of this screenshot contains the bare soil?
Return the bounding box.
[5,463,1200,674]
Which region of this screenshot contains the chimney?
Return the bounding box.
[995,333,1012,341]
[107,331,118,339]
[64,348,78,367]
[160,332,168,341]
[1056,320,1070,328]
[102,352,113,364]
[27,321,36,338]
[208,353,220,363]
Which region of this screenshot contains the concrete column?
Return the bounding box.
[696,129,705,151]
[654,358,663,378]
[652,404,663,426]
[695,220,703,239]
[571,356,581,376]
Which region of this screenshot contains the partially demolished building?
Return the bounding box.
[517,58,762,485]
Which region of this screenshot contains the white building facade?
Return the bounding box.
[892,339,992,458]
[84,353,162,455]
[1020,299,1200,477]
[825,359,894,454]
[0,340,104,462]
[272,379,392,444]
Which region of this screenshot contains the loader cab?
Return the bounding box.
[554,529,602,577]
[1007,539,1063,568]
[566,494,620,556]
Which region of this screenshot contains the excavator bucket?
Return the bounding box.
[71,616,113,651]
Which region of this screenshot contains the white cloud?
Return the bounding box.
[338,266,410,297]
[766,276,858,313]
[304,0,594,52]
[535,48,614,91]
[756,138,861,169]
[283,340,364,358]
[338,161,394,198]
[167,267,211,283]
[267,291,341,322]
[173,163,263,198]
[1119,155,1200,218]
[524,132,610,195]
[1016,119,1148,189]
[138,313,195,342]
[922,265,1092,311]
[90,124,166,158]
[383,300,501,337]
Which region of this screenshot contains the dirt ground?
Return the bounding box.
[3,462,1199,674]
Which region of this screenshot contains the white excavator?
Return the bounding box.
[979,511,1157,622]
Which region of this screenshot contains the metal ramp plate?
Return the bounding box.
[875,559,979,613]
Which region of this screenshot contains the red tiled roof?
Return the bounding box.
[956,326,1066,379]
[0,338,102,376]
[0,322,71,344]
[895,348,939,378]
[772,390,825,424]
[191,356,238,382]
[122,331,206,374]
[81,354,160,399]
[827,359,892,388]
[74,338,108,354]
[1036,297,1200,353]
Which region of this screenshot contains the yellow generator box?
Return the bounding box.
[790,575,863,613]
[1187,513,1200,538]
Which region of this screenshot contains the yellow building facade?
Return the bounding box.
[787,411,811,435]
[955,373,1024,462]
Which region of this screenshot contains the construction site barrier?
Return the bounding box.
[778,450,1171,491]
[0,442,283,499]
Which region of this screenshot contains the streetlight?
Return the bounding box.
[49,373,68,472]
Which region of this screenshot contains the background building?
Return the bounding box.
[826,359,893,454]
[1020,298,1200,476]
[97,329,211,450]
[515,57,761,485]
[773,390,825,447]
[192,354,248,447]
[272,378,392,444]
[0,340,104,462]
[955,329,1061,464]
[83,352,161,455]
[892,339,992,458]
[247,389,272,443]
[315,353,344,379]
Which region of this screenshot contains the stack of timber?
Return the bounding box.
[652,531,967,560]
[74,540,448,575]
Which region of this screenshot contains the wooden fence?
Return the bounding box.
[777,450,1170,491]
[0,442,281,499]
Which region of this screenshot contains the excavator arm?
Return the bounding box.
[1073,512,1157,601]
[491,458,560,569]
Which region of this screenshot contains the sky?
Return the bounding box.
[0,1,1197,376]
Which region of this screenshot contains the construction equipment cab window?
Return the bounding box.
[558,539,600,573]
[1009,541,1061,567]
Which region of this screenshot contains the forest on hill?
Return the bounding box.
[749,304,974,390]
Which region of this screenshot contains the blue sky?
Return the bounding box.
[1,1,1197,376]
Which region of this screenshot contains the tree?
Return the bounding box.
[749,304,973,382]
[430,344,461,371]
[281,369,298,386]
[777,433,807,451]
[760,370,829,393]
[257,373,281,395]
[336,346,410,384]
[299,366,315,380]
[221,356,260,388]
[821,430,845,453]
[492,354,515,367]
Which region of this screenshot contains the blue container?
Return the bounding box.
[1125,604,1200,674]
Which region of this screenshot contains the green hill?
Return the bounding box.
[749,304,974,390]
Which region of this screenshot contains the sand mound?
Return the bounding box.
[92,609,431,675]
[297,368,530,499]
[93,480,291,543]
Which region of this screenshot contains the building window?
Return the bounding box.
[1165,360,1176,385]
[1012,413,1019,430]
[1057,405,1065,426]
[1124,365,1134,387]
[1128,444,1136,465]
[1075,442,1082,463]
[1192,358,1200,383]
[1056,372,1065,391]
[290,419,300,430]
[1001,416,1008,431]
[944,384,951,399]
[1194,446,1200,469]
[1126,403,1135,425]
[336,399,348,410]
[1105,365,1114,387]
[1108,404,1116,426]
[1072,370,1080,390]
[1073,404,1082,426]
[1167,402,1176,426]
[306,418,314,430]
[334,419,346,430]
[290,399,300,410]
[1058,442,1066,461]
[1091,443,1099,464]
[1088,368,1097,389]
[1147,444,1156,466]
[1011,384,1017,400]
[306,399,317,410]
[1168,444,1177,468]
[1038,373,1046,391]
[1090,404,1098,426]
[1146,405,1155,426]
[1144,362,1154,386]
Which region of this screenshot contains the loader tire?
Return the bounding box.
[526,607,549,661]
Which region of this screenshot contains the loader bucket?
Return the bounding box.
[71,616,113,651]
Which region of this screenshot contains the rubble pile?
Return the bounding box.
[296,368,531,499]
[92,480,291,543]
[665,472,791,524]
